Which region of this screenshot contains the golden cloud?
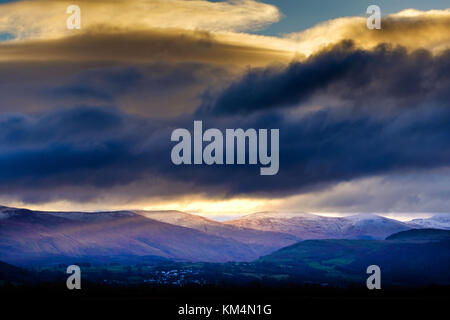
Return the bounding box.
[0,0,281,40]
[0,28,292,66]
[286,9,450,55]
[0,1,448,70]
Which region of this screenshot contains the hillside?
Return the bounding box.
[256,234,450,285]
[386,228,450,241]
[135,210,299,249]
[0,260,34,284]
[0,206,273,265]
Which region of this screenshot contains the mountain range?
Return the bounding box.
[1,205,449,266]
[225,212,413,240]
[0,206,299,266]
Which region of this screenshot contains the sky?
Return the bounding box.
[0,0,449,219]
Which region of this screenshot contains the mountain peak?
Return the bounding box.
[134,210,219,226]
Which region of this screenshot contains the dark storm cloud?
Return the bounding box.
[2,102,450,202]
[0,107,170,188]
[169,102,450,198]
[1,43,450,203]
[204,41,450,115]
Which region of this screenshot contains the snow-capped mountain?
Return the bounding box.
[408,215,450,230]
[134,210,299,249]
[225,212,411,240]
[224,211,347,239]
[0,206,297,266]
[342,214,411,239]
[2,205,446,267]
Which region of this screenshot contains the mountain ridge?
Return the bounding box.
[1,205,449,267]
[225,212,413,240]
[0,206,299,266]
[386,228,450,241]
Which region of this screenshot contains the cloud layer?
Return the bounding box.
[0,1,450,213]
[1,43,450,207]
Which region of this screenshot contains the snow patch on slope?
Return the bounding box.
[409,215,450,230]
